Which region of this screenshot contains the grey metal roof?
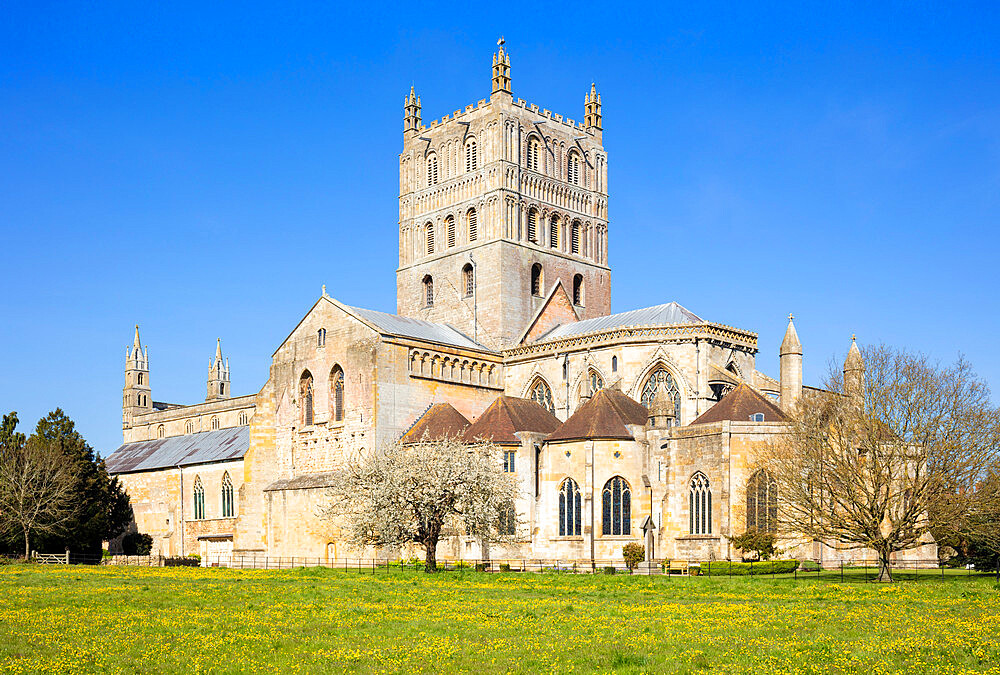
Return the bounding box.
[537,302,703,341]
[348,305,488,351]
[105,426,249,474]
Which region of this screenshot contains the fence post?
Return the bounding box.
[841,561,844,582]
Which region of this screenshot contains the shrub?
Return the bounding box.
[187,554,201,562]
[499,563,511,572]
[701,560,799,576]
[622,543,645,571]
[603,566,616,575]
[163,556,200,567]
[121,532,153,556]
[799,560,822,572]
[475,563,488,572]
[728,529,780,561]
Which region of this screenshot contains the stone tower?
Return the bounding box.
[206,338,230,401]
[396,40,611,348]
[779,315,802,411]
[123,325,151,429]
[843,336,864,403]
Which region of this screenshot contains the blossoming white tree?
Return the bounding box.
[320,436,520,572]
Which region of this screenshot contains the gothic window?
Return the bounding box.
[527,208,538,243]
[193,476,205,520]
[549,216,559,249]
[219,383,225,395]
[573,274,583,306]
[503,449,516,472]
[498,502,516,536]
[640,367,682,425]
[317,328,326,347]
[157,424,164,439]
[467,208,477,241]
[746,470,777,533]
[612,356,618,373]
[300,371,314,426]
[427,153,438,185]
[446,216,456,248]
[462,263,474,297]
[221,472,234,518]
[330,365,345,422]
[137,372,144,385]
[185,421,194,434]
[529,378,554,414]
[571,221,581,254]
[465,139,477,172]
[425,222,434,255]
[568,152,581,185]
[559,478,582,536]
[527,138,541,172]
[238,412,248,426]
[210,416,219,430]
[530,263,543,296]
[690,472,712,535]
[423,275,434,307]
[587,369,604,394]
[602,476,631,536]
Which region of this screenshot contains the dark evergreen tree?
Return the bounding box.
[30,409,132,559]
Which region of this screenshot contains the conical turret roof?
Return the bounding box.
[462,395,560,445]
[780,315,802,356]
[546,388,648,442]
[400,403,470,444]
[844,336,864,371]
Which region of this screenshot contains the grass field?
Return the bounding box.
[1,565,998,673]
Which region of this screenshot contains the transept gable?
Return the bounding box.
[517,279,580,345]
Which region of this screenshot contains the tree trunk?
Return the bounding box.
[877,550,894,582]
[24,529,30,561]
[424,538,438,573]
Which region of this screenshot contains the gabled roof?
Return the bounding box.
[345,303,488,351]
[517,279,580,344]
[400,403,471,444]
[462,395,561,445]
[691,383,788,425]
[105,426,249,474]
[536,302,703,341]
[546,388,649,442]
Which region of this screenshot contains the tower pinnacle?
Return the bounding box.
[492,38,511,97]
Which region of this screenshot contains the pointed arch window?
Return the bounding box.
[690,472,712,535]
[465,139,477,172]
[317,328,327,347]
[527,138,541,172]
[530,263,543,297]
[549,216,560,249]
[559,478,582,536]
[157,424,164,439]
[587,369,604,395]
[427,153,439,185]
[571,221,581,254]
[446,216,456,248]
[747,470,777,533]
[185,421,194,434]
[193,476,205,520]
[568,152,581,185]
[210,416,219,430]
[238,412,248,426]
[602,476,631,535]
[137,372,144,385]
[221,472,234,518]
[330,365,345,422]
[529,378,554,414]
[462,264,474,297]
[573,274,583,306]
[300,371,314,426]
[612,355,618,374]
[498,502,516,536]
[423,275,434,307]
[527,208,539,243]
[640,367,682,425]
[467,208,478,241]
[425,222,434,255]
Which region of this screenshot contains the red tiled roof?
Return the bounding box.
[691,382,788,425]
[546,388,649,442]
[400,403,471,444]
[462,395,561,445]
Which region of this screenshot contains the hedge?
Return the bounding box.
[701,560,799,575]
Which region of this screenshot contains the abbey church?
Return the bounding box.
[105,43,935,565]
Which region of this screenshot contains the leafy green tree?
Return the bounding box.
[29,409,132,558]
[622,542,645,570]
[728,529,779,561]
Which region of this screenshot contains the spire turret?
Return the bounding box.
[779,314,803,412]
[207,338,231,401]
[844,335,864,403]
[491,37,511,98]
[584,82,602,132]
[123,324,151,431]
[404,86,422,134]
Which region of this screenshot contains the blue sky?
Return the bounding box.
[1,2,997,454]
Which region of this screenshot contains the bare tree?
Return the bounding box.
[963,463,1000,577]
[759,344,1000,581]
[320,436,520,572]
[0,413,79,558]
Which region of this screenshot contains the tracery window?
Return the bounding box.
[746,470,777,533]
[567,152,581,185]
[193,476,205,520]
[427,153,439,185]
[330,365,345,422]
[446,216,456,248]
[425,222,434,254]
[527,208,539,243]
[185,421,194,434]
[221,472,234,518]
[238,412,248,426]
[465,139,477,172]
[640,367,682,425]
[300,371,314,426]
[690,472,712,535]
[529,378,554,413]
[573,274,583,306]
[602,476,631,535]
[210,416,219,430]
[498,502,516,536]
[527,138,541,171]
[462,264,474,297]
[530,263,543,297]
[423,275,434,307]
[549,216,559,249]
[571,221,581,254]
[558,478,582,536]
[587,369,604,394]
[467,209,477,241]
[138,373,144,385]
